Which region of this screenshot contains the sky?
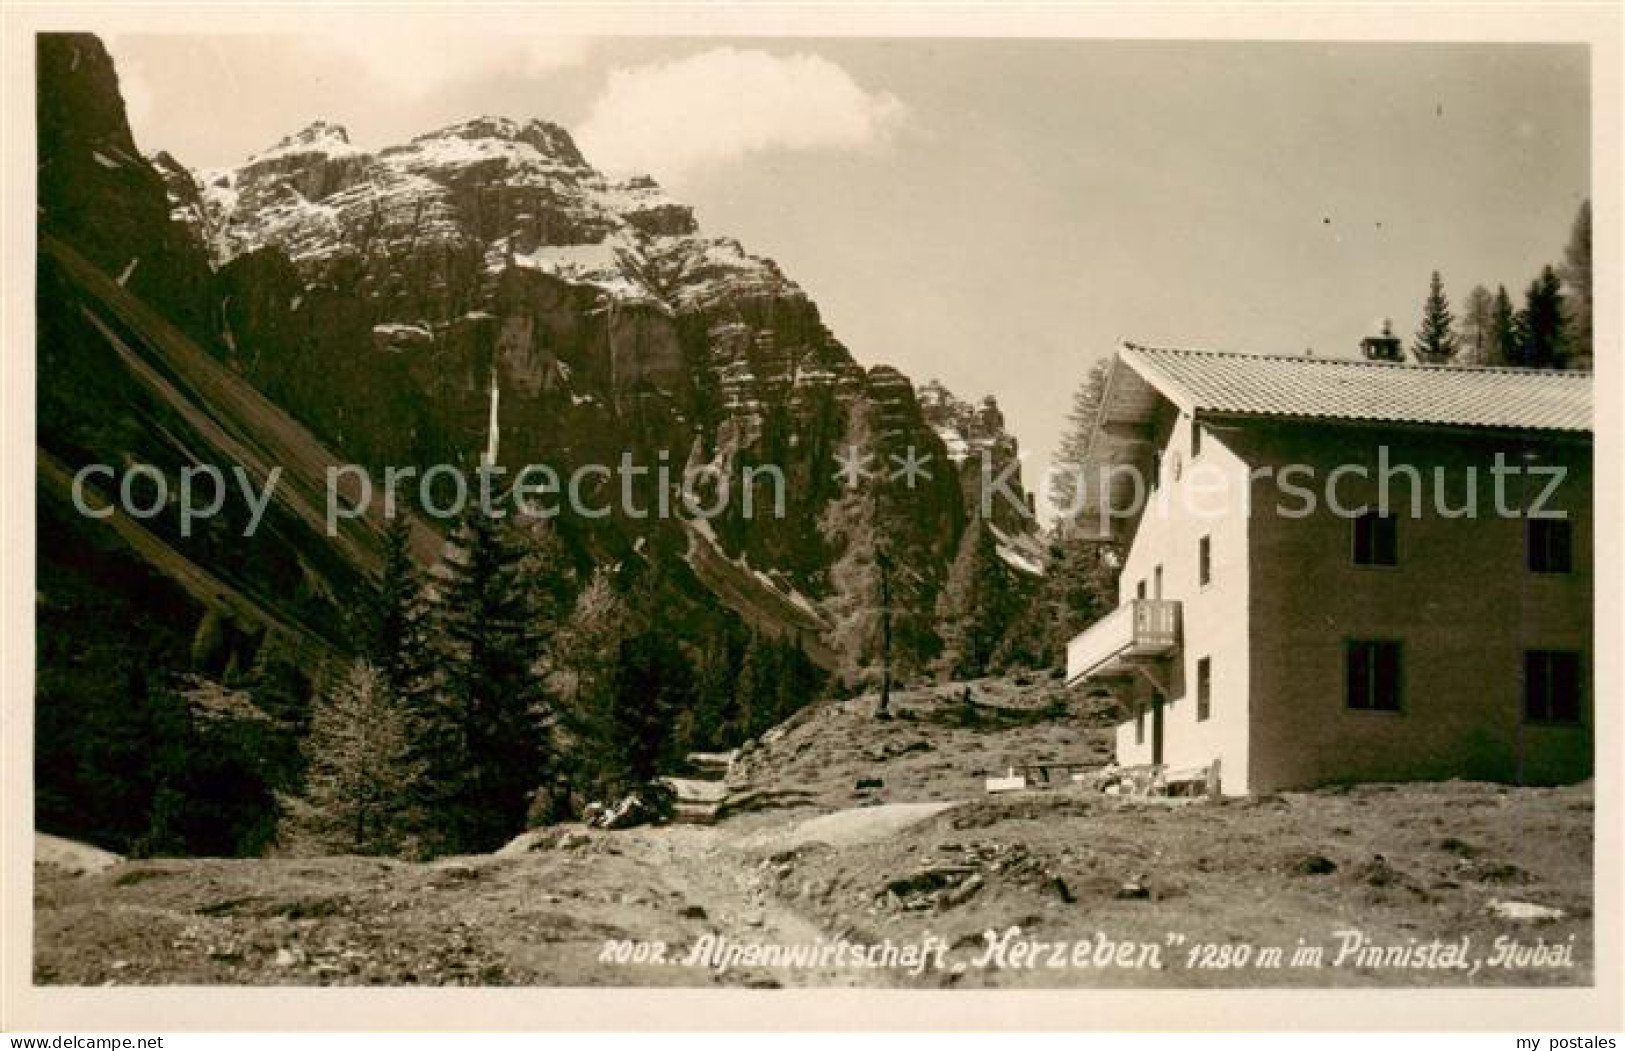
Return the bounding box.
[106,35,1591,516]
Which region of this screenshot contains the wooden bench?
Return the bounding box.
[986,760,1101,793]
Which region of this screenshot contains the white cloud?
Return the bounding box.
[576,48,906,179]
[319,31,590,99]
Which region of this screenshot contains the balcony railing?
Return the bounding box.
[1065,598,1182,686]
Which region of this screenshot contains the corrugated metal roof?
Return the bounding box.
[1119,343,1592,433]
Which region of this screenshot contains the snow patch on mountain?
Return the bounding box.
[173,114,800,317]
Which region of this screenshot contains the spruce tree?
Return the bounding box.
[1515,266,1568,369]
[365,515,431,700]
[429,507,550,852]
[1411,270,1459,364]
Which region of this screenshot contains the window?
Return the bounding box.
[1528,519,1573,574]
[1154,565,1163,599]
[1199,536,1212,586]
[1136,579,1147,600]
[1197,657,1212,722]
[1352,511,1398,566]
[1191,420,1203,459]
[1524,651,1582,724]
[1134,702,1145,744]
[1346,640,1402,712]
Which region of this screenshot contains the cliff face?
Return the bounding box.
[41,32,1037,677]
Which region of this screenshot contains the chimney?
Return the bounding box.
[1360,318,1403,362]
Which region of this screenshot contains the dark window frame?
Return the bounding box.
[1528,518,1574,575]
[1352,510,1399,567]
[1345,639,1403,713]
[1196,657,1212,722]
[1199,535,1212,587]
[1524,650,1583,725]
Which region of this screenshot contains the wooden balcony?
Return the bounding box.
[1064,599,1182,686]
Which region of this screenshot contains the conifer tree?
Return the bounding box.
[1488,285,1519,367]
[935,516,1022,679]
[281,660,417,856]
[553,567,635,799]
[691,620,745,747]
[1411,271,1459,364]
[995,353,1123,671]
[732,632,768,741]
[364,515,431,700]
[1051,360,1112,521]
[604,631,694,787]
[993,524,1121,669]
[1515,266,1568,369]
[428,507,550,852]
[771,636,819,729]
[1560,200,1592,369]
[1457,285,1496,366]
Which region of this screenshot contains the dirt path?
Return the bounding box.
[738,802,956,853]
[614,801,958,987]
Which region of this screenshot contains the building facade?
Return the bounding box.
[1065,344,1593,795]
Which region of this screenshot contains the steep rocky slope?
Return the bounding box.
[146,98,1040,669]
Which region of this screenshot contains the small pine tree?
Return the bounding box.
[281,660,418,856]
[1411,271,1459,364]
[1515,265,1568,369]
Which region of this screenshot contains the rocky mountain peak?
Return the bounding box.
[386,115,591,174]
[77,66,1038,661]
[918,380,1013,456]
[253,120,357,162]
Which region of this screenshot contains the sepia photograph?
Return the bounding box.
[4,0,1620,1035]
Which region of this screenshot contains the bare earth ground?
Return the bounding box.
[34,677,1593,987]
